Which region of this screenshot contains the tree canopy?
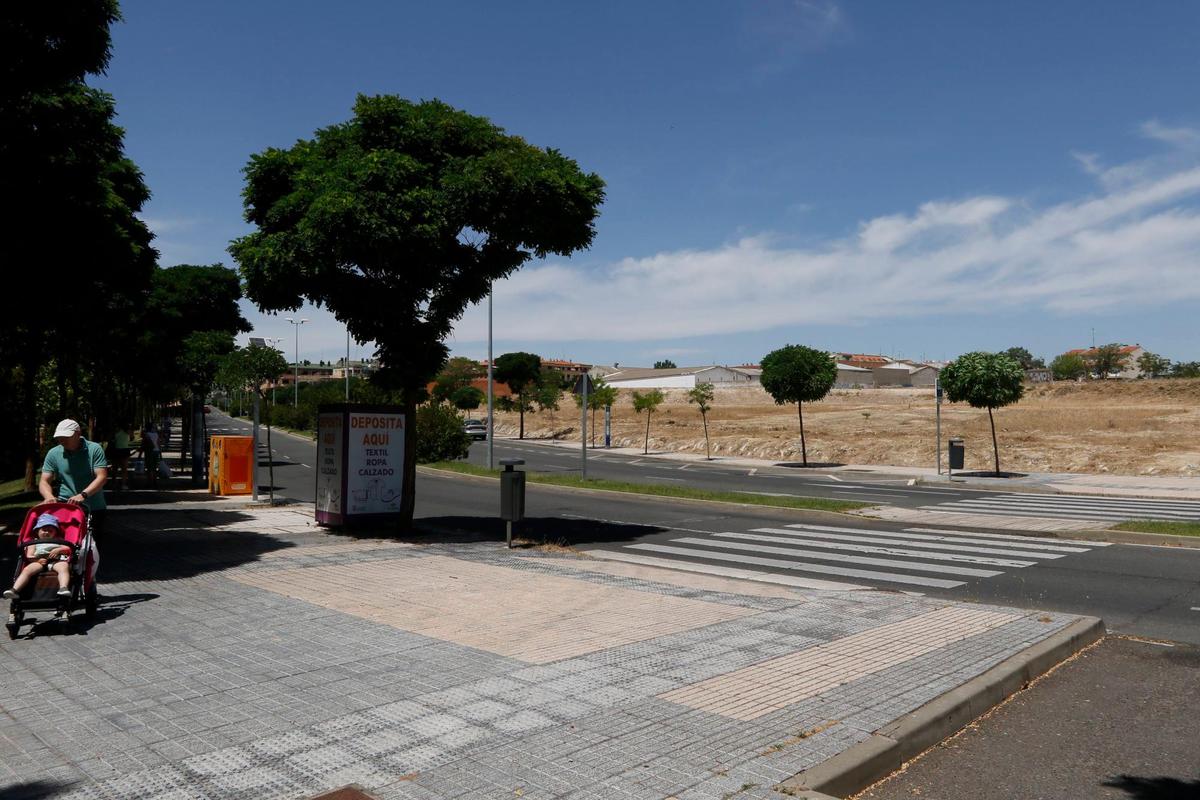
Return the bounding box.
[653,359,678,370]
[1050,353,1088,381]
[1089,344,1129,379]
[1,2,160,482]
[760,345,837,466]
[939,351,1025,474]
[230,96,604,526]
[1003,347,1044,370]
[687,383,715,460]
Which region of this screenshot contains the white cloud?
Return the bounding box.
[1140,119,1200,148]
[452,152,1200,344]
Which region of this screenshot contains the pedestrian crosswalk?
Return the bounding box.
[922,492,1200,522]
[584,522,1109,592]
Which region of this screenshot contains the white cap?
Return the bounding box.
[53,419,81,438]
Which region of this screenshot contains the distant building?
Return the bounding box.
[541,359,592,380]
[604,366,755,389]
[835,363,873,388]
[870,360,940,388]
[1064,344,1146,379]
[276,364,335,387]
[834,353,891,371]
[1025,367,1053,383]
[730,365,762,383]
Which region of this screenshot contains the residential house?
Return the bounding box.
[1064,344,1146,379]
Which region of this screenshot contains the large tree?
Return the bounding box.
[230,96,604,527]
[939,351,1025,475]
[1050,353,1088,381]
[1003,347,1044,370]
[494,352,543,440]
[760,345,837,466]
[1089,343,1128,379]
[1,1,157,484]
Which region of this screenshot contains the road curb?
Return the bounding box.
[776,616,1105,799]
[1058,527,1200,549]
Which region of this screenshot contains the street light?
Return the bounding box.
[285,318,308,406]
[265,336,285,406]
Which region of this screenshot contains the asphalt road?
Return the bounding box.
[856,636,1200,800]
[207,411,1200,645]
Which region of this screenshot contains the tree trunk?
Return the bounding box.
[702,412,711,460]
[988,406,1000,475]
[644,411,651,455]
[266,401,275,505]
[591,405,596,448]
[398,391,418,531]
[21,358,38,491]
[518,396,525,440]
[798,402,808,466]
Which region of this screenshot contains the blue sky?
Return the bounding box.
[96,0,1200,366]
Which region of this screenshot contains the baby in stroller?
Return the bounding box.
[4,513,73,599]
[5,503,97,637]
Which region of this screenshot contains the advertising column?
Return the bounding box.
[314,404,405,526]
[315,410,345,525]
[346,409,405,518]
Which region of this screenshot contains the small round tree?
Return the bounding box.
[686,383,715,460]
[939,351,1025,475]
[760,345,837,466]
[631,389,665,455]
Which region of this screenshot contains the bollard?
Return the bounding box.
[500,458,526,548]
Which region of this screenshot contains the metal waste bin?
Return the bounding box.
[500,459,525,548]
[948,438,965,472]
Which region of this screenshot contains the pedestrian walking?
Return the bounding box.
[39,419,109,542]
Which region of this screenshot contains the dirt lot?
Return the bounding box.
[492,379,1200,476]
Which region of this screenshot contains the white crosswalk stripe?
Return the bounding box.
[924,492,1200,521]
[594,521,1107,592]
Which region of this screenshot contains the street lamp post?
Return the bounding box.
[286,318,308,406]
[265,337,284,406]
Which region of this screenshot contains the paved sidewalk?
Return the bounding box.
[2,505,1092,800]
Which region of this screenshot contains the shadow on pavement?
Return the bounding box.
[0,779,70,800]
[1103,775,1200,800]
[401,515,670,546]
[949,470,1029,478]
[10,593,159,640]
[81,509,294,582]
[774,461,845,469]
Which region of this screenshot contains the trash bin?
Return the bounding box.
[208,435,255,495]
[948,438,965,472]
[500,459,526,547]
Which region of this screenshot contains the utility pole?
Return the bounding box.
[286,317,308,406]
[487,284,494,470]
[345,328,351,402]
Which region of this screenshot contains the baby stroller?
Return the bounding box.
[5,502,98,639]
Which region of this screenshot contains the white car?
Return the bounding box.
[463,419,487,440]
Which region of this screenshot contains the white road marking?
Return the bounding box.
[581,549,866,590]
[791,523,1093,553]
[625,543,965,589]
[713,531,1035,567]
[748,468,757,476]
[670,537,1003,578]
[903,527,1111,547]
[761,526,1074,558]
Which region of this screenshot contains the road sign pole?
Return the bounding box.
[581,373,588,480]
[935,375,942,475]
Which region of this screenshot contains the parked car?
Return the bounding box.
[463,419,487,440]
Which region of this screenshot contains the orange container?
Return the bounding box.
[208,435,255,495]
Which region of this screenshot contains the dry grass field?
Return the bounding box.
[491,378,1200,476]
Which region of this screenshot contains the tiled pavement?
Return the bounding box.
[1,506,1083,800]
